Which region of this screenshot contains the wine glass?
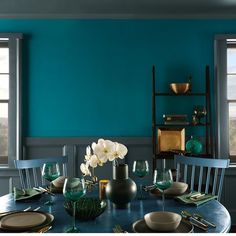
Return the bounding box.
[42,162,60,205]
[63,177,86,233]
[153,169,173,211]
[132,160,149,200]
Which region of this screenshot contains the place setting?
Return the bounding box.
[0,161,67,233]
[143,168,217,207]
[132,168,193,233]
[13,162,66,203]
[131,167,218,233]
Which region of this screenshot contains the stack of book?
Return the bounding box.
[163,114,189,125]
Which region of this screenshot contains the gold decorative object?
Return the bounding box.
[170,83,190,94]
[157,128,185,152]
[99,179,109,200]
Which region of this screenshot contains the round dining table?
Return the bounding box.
[0,190,231,233]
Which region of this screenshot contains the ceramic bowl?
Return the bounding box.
[51,176,66,188]
[170,83,190,94]
[144,211,182,232]
[64,197,107,221]
[150,182,188,197]
[165,182,188,195]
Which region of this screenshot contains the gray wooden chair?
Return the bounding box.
[174,155,230,201]
[14,156,68,189]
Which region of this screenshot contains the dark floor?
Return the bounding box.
[230,225,236,233]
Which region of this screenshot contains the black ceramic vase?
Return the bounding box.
[106,163,137,209]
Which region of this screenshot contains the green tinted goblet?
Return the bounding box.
[153,168,173,211]
[63,177,86,233]
[42,162,60,205]
[132,160,149,200]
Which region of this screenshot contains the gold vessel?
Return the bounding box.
[170,83,190,94]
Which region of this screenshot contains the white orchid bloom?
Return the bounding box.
[93,139,115,164]
[80,163,91,176]
[113,142,128,159]
[85,146,92,161]
[91,142,97,151]
[89,154,99,168]
[81,139,128,177]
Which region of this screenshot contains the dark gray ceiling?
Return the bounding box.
[0,0,236,18]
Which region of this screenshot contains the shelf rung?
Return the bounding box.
[155,93,206,96]
[155,123,210,127]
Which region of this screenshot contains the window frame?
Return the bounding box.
[0,33,23,168]
[215,34,236,164]
[0,41,9,164]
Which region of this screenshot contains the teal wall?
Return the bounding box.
[1,19,236,137]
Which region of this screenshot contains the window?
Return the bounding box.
[215,35,236,163]
[0,40,9,164]
[227,42,236,156]
[0,34,22,167]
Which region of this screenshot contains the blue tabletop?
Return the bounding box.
[0,191,231,233]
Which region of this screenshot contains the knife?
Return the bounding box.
[193,213,216,228]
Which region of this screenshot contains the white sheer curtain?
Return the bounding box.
[215,34,236,164]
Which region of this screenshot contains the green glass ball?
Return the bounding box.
[186,136,203,154]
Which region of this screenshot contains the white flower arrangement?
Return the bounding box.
[80,138,128,176]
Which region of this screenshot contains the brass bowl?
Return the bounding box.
[170,83,190,94]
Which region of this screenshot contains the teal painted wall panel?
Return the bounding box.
[1,19,235,137]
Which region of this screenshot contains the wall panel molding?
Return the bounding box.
[24,137,152,146]
[23,137,153,180]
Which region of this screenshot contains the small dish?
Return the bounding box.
[132,218,193,233]
[144,211,182,231]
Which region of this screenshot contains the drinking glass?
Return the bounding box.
[63,177,86,233]
[153,169,173,211]
[132,160,149,199]
[42,162,60,205]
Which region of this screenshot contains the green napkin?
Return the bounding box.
[13,187,42,201]
[175,192,217,206]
